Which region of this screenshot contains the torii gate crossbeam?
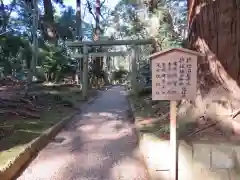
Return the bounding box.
[66,39,154,99]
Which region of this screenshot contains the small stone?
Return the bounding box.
[211,145,234,169]
[193,168,230,180]
[193,143,211,169]
[198,116,206,125]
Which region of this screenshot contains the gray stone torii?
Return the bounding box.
[66,39,154,99]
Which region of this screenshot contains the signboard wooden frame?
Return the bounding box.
[150,48,204,180]
[150,48,202,101]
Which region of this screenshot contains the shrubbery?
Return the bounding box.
[112,67,128,82]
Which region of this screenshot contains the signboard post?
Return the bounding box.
[150,48,204,180]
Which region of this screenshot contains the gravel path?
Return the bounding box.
[17,86,148,180]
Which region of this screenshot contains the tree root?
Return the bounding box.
[0,109,40,118]
[0,96,40,118]
[232,109,240,119]
[137,113,169,126]
[187,121,219,137]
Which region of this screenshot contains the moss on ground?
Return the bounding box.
[0,84,96,168]
[129,93,194,139]
[128,93,170,137]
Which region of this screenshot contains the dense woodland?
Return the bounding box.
[0,0,186,83]
[184,0,240,136]
[1,0,240,136]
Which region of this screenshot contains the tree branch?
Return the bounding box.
[187,121,219,137]
[0,0,16,33]
[0,30,11,36]
[86,0,96,20]
[100,0,106,7]
[187,0,195,26]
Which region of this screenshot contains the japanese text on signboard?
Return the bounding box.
[152,53,197,100]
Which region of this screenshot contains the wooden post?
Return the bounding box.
[103,56,108,85]
[131,45,137,94]
[82,45,88,99]
[170,100,177,180]
[150,48,203,180]
[128,55,131,72]
[75,52,80,85]
[76,0,83,87]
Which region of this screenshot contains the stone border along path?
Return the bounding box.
[16,85,149,180]
[127,93,240,180]
[0,88,101,180]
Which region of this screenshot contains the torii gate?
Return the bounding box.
[66,39,154,99]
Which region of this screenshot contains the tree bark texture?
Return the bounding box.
[76,0,82,41]
[43,0,57,43]
[148,0,157,13]
[75,0,82,85]
[186,0,240,136]
[93,0,103,88]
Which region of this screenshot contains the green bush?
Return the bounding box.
[112,68,128,82]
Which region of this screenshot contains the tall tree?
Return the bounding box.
[76,0,82,41]
[42,0,57,44]
[94,0,101,40]
[93,0,102,88]
[86,0,107,88]
[74,0,82,85]
[28,0,38,84]
[187,0,240,133]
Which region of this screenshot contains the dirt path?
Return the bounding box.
[17,86,148,180]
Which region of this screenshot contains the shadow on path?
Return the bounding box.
[17,86,148,180]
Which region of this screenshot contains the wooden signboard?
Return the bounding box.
[149,48,204,180]
[151,48,201,101]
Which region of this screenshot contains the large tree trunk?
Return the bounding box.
[148,0,157,13]
[74,0,82,85]
[93,0,103,89]
[185,0,240,136]
[43,0,57,44]
[145,0,160,53]
[26,0,38,91]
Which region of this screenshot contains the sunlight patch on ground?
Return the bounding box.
[83,112,125,120]
[110,156,147,180]
[0,87,7,91]
[83,112,100,117]
[53,134,74,145]
[25,154,73,178]
[0,145,26,168]
[82,152,109,169]
[43,82,55,86]
[88,130,133,141]
[98,112,120,119]
[119,90,128,96]
[17,129,42,134]
[78,124,96,132]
